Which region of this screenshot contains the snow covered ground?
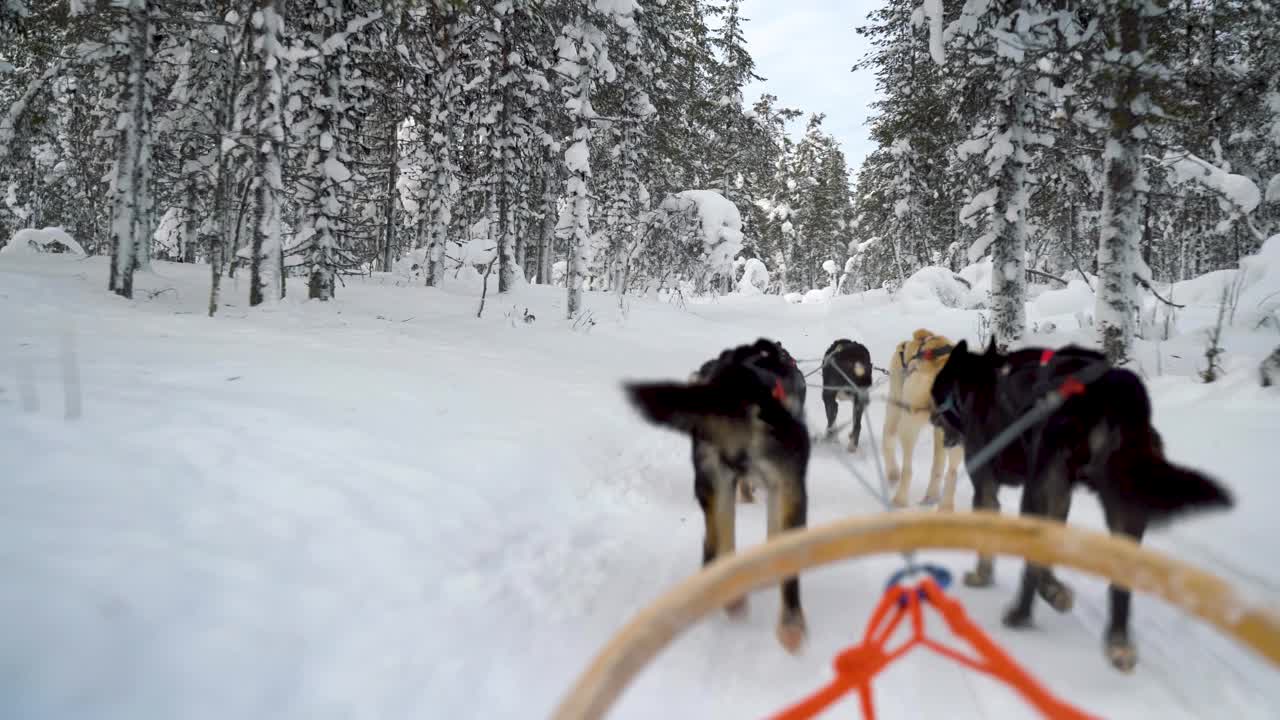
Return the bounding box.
[2,253,1278,719]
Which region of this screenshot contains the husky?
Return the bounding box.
[627,338,810,653]
[929,339,1233,671]
[820,338,873,452]
[882,329,965,509]
[690,342,806,503]
[1261,345,1280,387]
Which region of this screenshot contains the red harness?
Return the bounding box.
[1038,348,1087,398]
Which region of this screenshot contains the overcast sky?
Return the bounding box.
[739,0,883,177]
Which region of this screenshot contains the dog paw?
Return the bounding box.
[725,597,749,619]
[920,493,939,507]
[776,614,807,654]
[963,568,994,588]
[1105,635,1138,672]
[846,440,859,454]
[1002,605,1034,629]
[891,494,910,509]
[938,500,955,512]
[1039,580,1075,613]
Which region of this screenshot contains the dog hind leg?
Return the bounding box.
[939,444,963,511]
[922,426,946,505]
[694,442,744,616]
[964,470,1000,587]
[1002,474,1053,628]
[764,462,808,653]
[890,413,924,507]
[848,393,866,452]
[1036,472,1076,613]
[822,389,839,439]
[1102,501,1147,672]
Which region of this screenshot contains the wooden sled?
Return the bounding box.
[552,510,1280,720]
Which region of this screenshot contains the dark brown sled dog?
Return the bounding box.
[929,339,1233,671]
[625,338,810,653]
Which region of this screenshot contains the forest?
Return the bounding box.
[2,0,1278,363]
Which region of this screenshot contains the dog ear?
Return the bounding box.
[953,339,969,356]
[984,336,999,356]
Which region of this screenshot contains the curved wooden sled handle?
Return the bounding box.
[551,510,1280,720]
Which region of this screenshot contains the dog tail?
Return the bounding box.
[625,381,749,436]
[1119,456,1233,525]
[1086,370,1233,524]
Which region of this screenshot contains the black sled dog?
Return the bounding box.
[690,341,807,503]
[820,338,873,452]
[928,339,1233,671]
[627,338,811,653]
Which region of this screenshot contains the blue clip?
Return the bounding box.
[884,564,952,606]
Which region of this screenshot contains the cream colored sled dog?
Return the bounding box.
[882,329,964,509]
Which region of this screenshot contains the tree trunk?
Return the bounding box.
[538,153,557,285]
[1095,0,1145,365]
[989,78,1029,352]
[108,0,152,300]
[250,0,285,307]
[497,33,518,293]
[381,112,398,274]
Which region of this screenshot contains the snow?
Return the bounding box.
[661,189,745,279]
[1,253,1279,720]
[737,257,770,295]
[564,139,590,174]
[1165,151,1263,214]
[897,266,977,309]
[323,156,352,184]
[1,227,86,256]
[921,0,945,64]
[1237,234,1280,311]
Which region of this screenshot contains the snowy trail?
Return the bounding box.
[2,256,1278,719]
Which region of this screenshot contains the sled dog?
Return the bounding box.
[820,338,873,452]
[882,329,964,509]
[627,338,810,653]
[929,339,1233,671]
[689,342,806,503]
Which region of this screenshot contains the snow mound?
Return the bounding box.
[737,258,769,295]
[662,189,744,279]
[802,286,833,304]
[956,258,992,305]
[1168,269,1238,307]
[1238,234,1280,310]
[1,227,85,256]
[1030,278,1094,318]
[1166,152,1262,214]
[782,292,803,304]
[898,266,972,309]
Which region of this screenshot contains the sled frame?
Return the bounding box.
[551,510,1280,720]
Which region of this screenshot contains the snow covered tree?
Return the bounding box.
[555,0,638,317]
[107,0,155,299]
[291,0,380,300]
[420,2,462,288]
[247,0,286,307]
[1094,0,1152,364]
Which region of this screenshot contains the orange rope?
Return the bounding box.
[768,577,1101,720]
